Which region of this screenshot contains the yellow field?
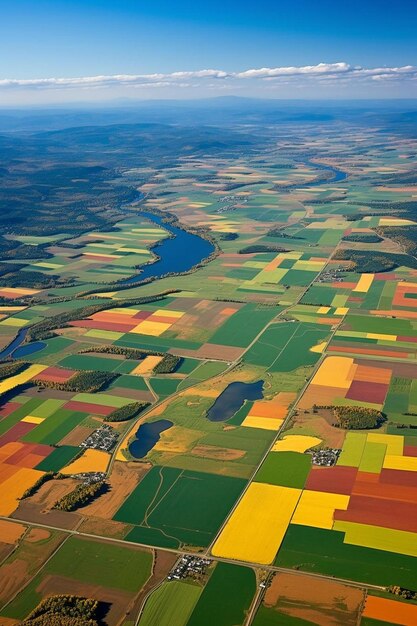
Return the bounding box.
[272,435,322,453]
[334,307,349,316]
[132,320,171,336]
[383,454,417,472]
[0,364,47,394]
[132,355,164,375]
[21,415,45,424]
[310,356,355,389]
[241,416,283,430]
[354,274,374,293]
[0,467,45,516]
[0,306,26,312]
[366,332,396,341]
[292,490,350,529]
[0,317,28,327]
[212,482,301,564]
[317,306,331,314]
[249,401,284,419]
[310,341,327,354]
[85,329,123,341]
[379,217,416,226]
[61,449,110,475]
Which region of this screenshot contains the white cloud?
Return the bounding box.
[1,63,416,91]
[235,62,351,78]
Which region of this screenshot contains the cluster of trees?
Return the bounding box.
[0,361,28,381]
[220,232,238,241]
[153,354,181,374]
[334,249,417,273]
[307,195,346,205]
[331,406,386,430]
[238,244,289,254]
[78,344,181,374]
[267,226,304,239]
[34,370,117,393]
[0,268,73,290]
[389,585,417,600]
[342,233,383,243]
[54,481,107,512]
[23,594,100,626]
[106,401,150,422]
[79,345,148,359]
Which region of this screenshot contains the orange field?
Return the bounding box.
[363,595,417,625]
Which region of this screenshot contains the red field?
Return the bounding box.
[334,494,417,532]
[305,466,358,495]
[63,400,114,415]
[36,367,75,383]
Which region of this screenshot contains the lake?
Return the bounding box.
[123,212,215,285]
[207,380,264,422]
[129,419,173,458]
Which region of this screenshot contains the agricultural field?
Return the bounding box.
[1,112,417,624]
[0,536,153,625]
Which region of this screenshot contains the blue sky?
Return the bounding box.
[1,0,417,104]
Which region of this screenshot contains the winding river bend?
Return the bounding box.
[302,160,348,186]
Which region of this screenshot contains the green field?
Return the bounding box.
[187,562,256,626]
[138,581,202,626]
[21,409,87,445]
[255,451,312,488]
[244,321,328,371]
[114,466,247,548]
[35,445,80,471]
[275,526,417,588]
[209,303,280,347]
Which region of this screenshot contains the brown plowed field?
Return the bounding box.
[12,501,81,530]
[264,572,364,626]
[59,425,95,446]
[78,517,131,539]
[0,559,28,605]
[25,529,50,543]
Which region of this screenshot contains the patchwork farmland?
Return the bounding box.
[1,117,417,626]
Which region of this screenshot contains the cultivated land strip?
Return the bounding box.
[0,515,385,592]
